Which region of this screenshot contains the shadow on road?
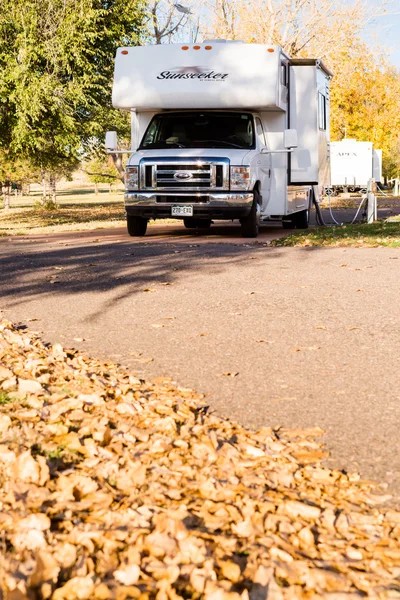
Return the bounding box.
[0,235,295,317]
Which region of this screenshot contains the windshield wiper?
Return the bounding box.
[195,139,246,149]
[166,142,186,148]
[142,143,186,149]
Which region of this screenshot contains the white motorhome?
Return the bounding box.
[108,41,332,237]
[330,139,383,192]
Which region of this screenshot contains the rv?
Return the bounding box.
[108,41,332,238]
[330,139,383,193]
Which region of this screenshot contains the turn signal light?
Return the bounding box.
[267,48,275,53]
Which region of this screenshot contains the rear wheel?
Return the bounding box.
[127,215,148,237]
[183,218,212,229]
[240,191,261,238]
[292,208,309,229]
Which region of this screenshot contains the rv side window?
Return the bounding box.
[255,118,266,147]
[318,93,326,131]
[281,63,288,87]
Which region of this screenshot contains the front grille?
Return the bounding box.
[140,159,229,192]
[157,164,211,189]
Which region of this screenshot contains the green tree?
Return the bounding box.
[0,151,40,209]
[0,0,145,192]
[85,155,121,194]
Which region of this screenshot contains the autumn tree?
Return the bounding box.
[330,43,400,179]
[198,0,400,177]
[200,0,388,59]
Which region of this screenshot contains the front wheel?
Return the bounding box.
[127,215,148,237]
[240,191,261,238]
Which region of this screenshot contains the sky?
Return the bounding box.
[365,2,400,67]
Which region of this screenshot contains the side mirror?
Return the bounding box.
[284,129,298,149]
[105,131,118,151]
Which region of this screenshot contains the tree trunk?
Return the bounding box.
[109,182,112,193]
[49,174,57,205]
[41,172,47,202]
[3,184,10,210]
[110,153,125,182]
[94,183,99,195]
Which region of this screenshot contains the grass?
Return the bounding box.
[0,391,13,405]
[272,220,400,248]
[0,189,127,236]
[0,188,177,236]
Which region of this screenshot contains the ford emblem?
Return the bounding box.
[174,171,193,180]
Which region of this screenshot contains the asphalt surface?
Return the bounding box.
[1,217,400,499]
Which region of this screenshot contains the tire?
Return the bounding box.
[183,218,212,229]
[282,219,294,229]
[127,215,148,237]
[292,208,309,229]
[240,191,261,238]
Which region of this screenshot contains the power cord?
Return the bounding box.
[312,189,368,227]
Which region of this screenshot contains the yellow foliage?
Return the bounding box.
[330,43,400,178]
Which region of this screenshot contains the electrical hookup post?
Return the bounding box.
[367,179,377,224]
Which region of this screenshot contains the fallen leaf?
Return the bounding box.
[131,357,154,364]
[113,564,140,586]
[18,378,43,394]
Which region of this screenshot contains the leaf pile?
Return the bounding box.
[0,320,399,600]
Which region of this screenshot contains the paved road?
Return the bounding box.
[1,220,399,499]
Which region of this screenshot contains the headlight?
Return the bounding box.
[125,166,139,191]
[230,166,251,191]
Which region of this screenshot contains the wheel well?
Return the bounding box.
[253,182,262,204]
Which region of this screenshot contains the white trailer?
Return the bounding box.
[330,139,383,192]
[108,41,332,238]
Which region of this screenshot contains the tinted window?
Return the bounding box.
[318,93,326,130]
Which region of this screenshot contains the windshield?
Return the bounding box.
[140,112,255,150]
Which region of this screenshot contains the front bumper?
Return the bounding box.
[125,192,254,219]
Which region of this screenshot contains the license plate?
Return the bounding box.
[171,204,193,217]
